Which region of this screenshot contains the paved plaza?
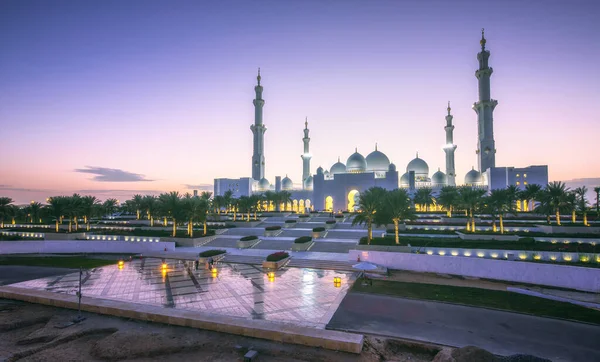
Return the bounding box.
[9,258,353,328]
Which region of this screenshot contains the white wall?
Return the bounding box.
[349,250,600,293]
[0,240,175,254]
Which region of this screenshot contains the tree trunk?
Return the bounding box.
[394,219,399,244]
[499,214,504,234]
[150,216,154,227]
[492,221,497,233]
[367,221,372,245]
[68,220,72,233]
[87,222,90,231]
[233,210,237,221]
[466,220,471,232]
[189,219,193,238]
[136,210,140,220]
[163,217,167,226]
[74,217,78,231]
[11,217,15,225]
[55,220,59,233]
[172,219,177,237]
[571,210,576,223]
[254,211,257,220]
[203,221,207,236]
[247,212,250,222]
[584,213,588,226]
[556,210,561,226]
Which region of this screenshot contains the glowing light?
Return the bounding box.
[438,250,446,256]
[333,276,342,284]
[563,240,570,244]
[268,272,275,278]
[451,250,459,256]
[563,255,572,262]
[533,254,542,260]
[476,252,485,258]
[464,251,472,257]
[162,263,168,270]
[426,250,433,255]
[118,260,124,267]
[491,253,498,258]
[550,255,557,261]
[580,255,590,263]
[518,253,527,260]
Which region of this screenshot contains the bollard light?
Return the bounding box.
[333,276,341,284]
[267,272,275,278]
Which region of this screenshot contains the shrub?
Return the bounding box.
[334,214,344,219]
[266,251,289,262]
[199,249,226,257]
[284,220,297,224]
[294,236,313,244]
[239,235,258,241]
[313,227,326,232]
[310,210,319,214]
[342,211,350,214]
[265,225,282,231]
[299,214,310,218]
[325,220,336,225]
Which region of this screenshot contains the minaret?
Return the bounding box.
[301,117,311,188]
[250,68,266,180]
[444,102,457,186]
[473,28,497,173]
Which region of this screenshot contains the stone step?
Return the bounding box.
[221,255,265,265]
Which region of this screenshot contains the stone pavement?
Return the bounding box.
[9,258,352,329]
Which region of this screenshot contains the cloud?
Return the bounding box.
[74,166,154,182]
[561,177,600,185]
[183,184,213,191]
[0,185,55,193]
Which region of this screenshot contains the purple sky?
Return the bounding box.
[1,0,599,204]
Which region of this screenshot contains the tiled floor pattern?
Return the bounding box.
[10,259,352,328]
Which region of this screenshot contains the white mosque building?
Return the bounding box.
[214,30,549,212]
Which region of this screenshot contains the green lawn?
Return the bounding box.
[0,256,117,269]
[353,279,600,325]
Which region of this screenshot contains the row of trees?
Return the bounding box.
[353,182,599,245]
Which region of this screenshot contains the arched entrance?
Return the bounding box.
[292,199,298,213]
[305,199,312,211]
[299,199,305,213]
[348,190,360,211]
[325,196,333,212]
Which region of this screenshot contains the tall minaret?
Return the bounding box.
[250,68,266,180]
[301,117,311,187]
[473,28,497,173]
[444,102,457,186]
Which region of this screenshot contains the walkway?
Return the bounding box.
[328,293,600,362]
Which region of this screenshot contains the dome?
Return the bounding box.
[400,172,409,187]
[316,166,324,175]
[346,149,367,172]
[258,178,270,190]
[281,176,293,190]
[366,145,390,172]
[388,163,397,172]
[303,175,314,190]
[330,157,346,174]
[432,168,447,186]
[406,152,429,177]
[464,167,482,185]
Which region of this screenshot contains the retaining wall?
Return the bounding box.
[0,240,175,254]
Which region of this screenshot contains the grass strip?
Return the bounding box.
[352,279,600,325]
[0,256,117,269]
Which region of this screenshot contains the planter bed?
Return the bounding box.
[198,249,227,264]
[291,236,313,251]
[237,235,261,249]
[312,227,326,239]
[262,251,290,269]
[264,225,282,237]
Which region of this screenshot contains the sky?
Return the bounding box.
[1,0,599,204]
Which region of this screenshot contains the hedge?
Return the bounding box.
[299,214,310,218]
[266,251,289,262]
[313,227,326,232]
[325,220,336,224]
[199,249,226,257]
[334,215,344,219]
[239,235,258,241]
[284,220,297,224]
[294,236,313,244]
[265,225,282,231]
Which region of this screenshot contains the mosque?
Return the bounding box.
[214,30,549,212]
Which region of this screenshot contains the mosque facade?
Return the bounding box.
[214,30,548,212]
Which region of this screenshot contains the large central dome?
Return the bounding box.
[366,145,390,172]
[346,149,367,172]
[406,152,429,177]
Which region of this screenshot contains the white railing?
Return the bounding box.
[84,234,160,242]
[1,231,45,239]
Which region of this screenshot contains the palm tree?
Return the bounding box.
[102,198,119,218]
[413,187,434,212]
[248,194,261,220]
[181,196,206,237]
[458,187,486,232]
[213,195,225,215]
[504,185,519,216]
[46,196,67,232]
[64,195,83,232]
[379,189,416,244]
[81,196,100,231]
[486,189,509,233]
[436,186,459,217]
[263,191,276,212]
[200,191,212,201]
[594,186,600,214]
[575,186,589,226]
[534,190,553,224]
[237,196,251,221]
[223,190,233,212]
[230,197,239,221]
[24,201,43,223]
[565,191,578,223]
[7,204,21,225]
[159,192,182,237]
[278,191,292,212]
[131,194,144,219]
[0,197,14,228]
[545,181,569,226]
[352,187,385,244]
[522,183,542,213]
[142,195,159,226]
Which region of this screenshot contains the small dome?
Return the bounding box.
[324,170,330,176]
[400,172,409,186]
[432,168,447,186]
[366,145,390,172]
[465,167,482,185]
[406,152,429,177]
[388,163,397,172]
[258,178,270,190]
[316,166,324,175]
[303,175,314,190]
[330,157,346,174]
[346,149,367,172]
[281,176,293,190]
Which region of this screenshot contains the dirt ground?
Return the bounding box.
[0,299,440,362]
